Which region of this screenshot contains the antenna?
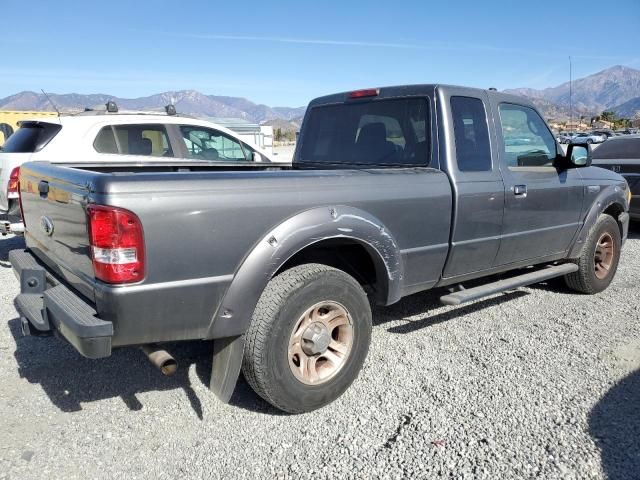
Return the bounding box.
[41,89,61,117]
[569,56,572,129]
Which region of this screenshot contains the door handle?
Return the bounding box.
[513,185,527,196]
[38,181,49,198]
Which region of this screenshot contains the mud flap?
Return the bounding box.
[209,335,244,403]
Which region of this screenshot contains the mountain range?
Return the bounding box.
[504,65,640,120]
[1,65,639,125]
[0,89,306,125]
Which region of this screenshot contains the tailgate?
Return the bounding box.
[19,163,96,302]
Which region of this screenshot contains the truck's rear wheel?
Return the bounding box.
[564,214,621,294]
[242,263,372,413]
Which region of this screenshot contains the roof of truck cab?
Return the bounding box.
[307,84,534,108]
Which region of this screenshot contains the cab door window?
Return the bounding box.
[498,104,557,168]
[179,126,248,161]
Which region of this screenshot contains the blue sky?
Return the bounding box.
[2,0,639,107]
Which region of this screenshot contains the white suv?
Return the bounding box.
[0,110,274,234]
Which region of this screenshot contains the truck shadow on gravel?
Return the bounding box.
[373,288,529,334]
[8,318,213,418]
[0,235,25,268]
[589,368,640,479]
[8,315,287,417]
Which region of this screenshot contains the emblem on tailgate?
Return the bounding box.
[40,216,54,236]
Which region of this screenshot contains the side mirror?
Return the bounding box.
[559,144,592,169]
[250,152,263,162]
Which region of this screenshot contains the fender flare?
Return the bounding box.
[568,183,627,259]
[206,205,403,338]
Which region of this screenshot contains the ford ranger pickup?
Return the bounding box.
[10,85,631,413]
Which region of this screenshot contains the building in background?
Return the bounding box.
[206,117,273,156]
[592,119,614,129]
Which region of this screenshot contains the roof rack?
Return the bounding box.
[70,108,197,119]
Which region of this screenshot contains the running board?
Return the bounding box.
[439,263,579,306]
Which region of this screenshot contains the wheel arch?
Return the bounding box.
[206,206,403,338]
[603,202,626,236]
[568,183,628,259]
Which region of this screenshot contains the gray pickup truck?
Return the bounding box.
[10,85,630,413]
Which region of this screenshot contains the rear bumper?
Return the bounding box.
[10,249,113,359]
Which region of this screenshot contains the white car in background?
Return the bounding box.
[556,132,576,144]
[569,132,606,145]
[0,106,275,235]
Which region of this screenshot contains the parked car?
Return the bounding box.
[11,85,630,413]
[557,132,576,144]
[0,107,274,235]
[571,132,606,145]
[592,129,615,139]
[592,135,640,220]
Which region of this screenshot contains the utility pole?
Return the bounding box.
[569,56,573,129]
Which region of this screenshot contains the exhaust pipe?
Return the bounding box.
[141,344,177,376]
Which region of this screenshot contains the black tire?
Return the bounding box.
[587,138,593,144]
[564,214,621,294]
[242,263,372,413]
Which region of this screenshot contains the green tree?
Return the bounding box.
[600,110,616,122]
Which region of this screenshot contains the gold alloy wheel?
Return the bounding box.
[288,301,354,385]
[594,232,615,280]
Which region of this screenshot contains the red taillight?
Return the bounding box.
[8,167,20,193]
[348,88,379,99]
[87,205,145,284]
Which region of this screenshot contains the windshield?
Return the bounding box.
[298,97,430,168]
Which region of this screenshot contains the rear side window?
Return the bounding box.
[94,127,118,153]
[592,137,640,159]
[94,124,173,157]
[450,96,492,172]
[1,122,61,153]
[298,98,430,168]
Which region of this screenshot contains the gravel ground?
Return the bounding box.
[1,227,639,480]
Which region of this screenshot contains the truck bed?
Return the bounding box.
[18,161,452,346]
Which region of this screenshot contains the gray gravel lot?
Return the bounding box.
[1,227,639,480]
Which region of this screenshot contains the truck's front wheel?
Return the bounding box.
[564,214,621,294]
[242,263,372,413]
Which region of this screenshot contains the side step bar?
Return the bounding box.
[440,263,579,306]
